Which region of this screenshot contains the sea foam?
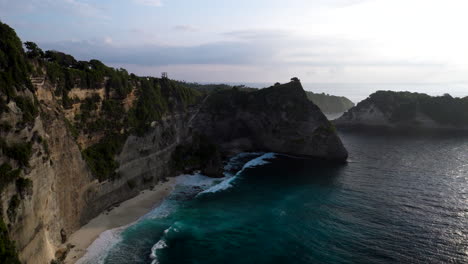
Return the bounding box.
[149,153,277,263]
[199,152,276,195]
[76,226,126,264]
[82,153,277,264]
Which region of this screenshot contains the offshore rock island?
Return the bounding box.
[0,21,347,264]
[335,91,468,131]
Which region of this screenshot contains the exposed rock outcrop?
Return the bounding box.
[192,81,348,161]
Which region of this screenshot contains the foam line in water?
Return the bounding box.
[199,152,276,195]
[76,226,126,264]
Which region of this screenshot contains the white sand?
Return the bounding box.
[64,178,177,263]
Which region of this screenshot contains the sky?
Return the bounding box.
[1,0,468,96]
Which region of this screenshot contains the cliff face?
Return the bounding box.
[0,22,348,264]
[3,76,196,264]
[335,91,468,130]
[192,81,348,161]
[5,79,93,263]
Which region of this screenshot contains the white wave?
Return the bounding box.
[199,176,238,194]
[223,152,263,172]
[76,226,126,264]
[143,197,178,220]
[150,239,167,259]
[199,152,276,195]
[242,152,276,169]
[77,154,277,264]
[149,223,179,264]
[176,173,219,188]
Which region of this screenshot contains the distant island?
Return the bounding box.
[335,90,468,130]
[305,91,355,114]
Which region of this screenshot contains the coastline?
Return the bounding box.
[64,177,177,264]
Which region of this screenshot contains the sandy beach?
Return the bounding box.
[64,178,177,263]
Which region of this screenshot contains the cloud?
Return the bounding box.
[223,29,289,40]
[39,28,442,72]
[132,0,162,7]
[104,37,113,45]
[0,0,107,19]
[61,0,108,19]
[40,39,274,66]
[173,25,199,32]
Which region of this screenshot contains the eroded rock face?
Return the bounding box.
[0,81,94,264]
[191,81,348,162]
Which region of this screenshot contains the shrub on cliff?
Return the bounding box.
[0,218,21,264]
[82,134,125,182]
[0,139,33,167]
[3,142,33,167]
[14,96,39,123]
[24,41,44,59]
[7,195,20,222]
[0,163,21,193]
[16,177,33,198]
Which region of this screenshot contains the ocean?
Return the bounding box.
[78,131,468,264]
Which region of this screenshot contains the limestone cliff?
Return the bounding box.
[0,22,348,264]
[335,91,468,131]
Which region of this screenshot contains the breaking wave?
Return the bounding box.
[199,152,276,195]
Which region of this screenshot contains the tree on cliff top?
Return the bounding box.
[24,41,44,59]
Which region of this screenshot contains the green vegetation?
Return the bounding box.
[305,91,355,114]
[2,21,204,182]
[16,177,32,198]
[81,77,201,182]
[0,163,21,193]
[177,82,233,93]
[7,195,19,222]
[13,96,39,123]
[176,82,257,94]
[0,21,33,99]
[44,51,134,108]
[130,78,200,134]
[64,119,79,139]
[314,123,337,136]
[363,91,468,126]
[82,134,126,182]
[205,81,312,122]
[0,218,21,264]
[0,140,33,167]
[24,41,44,59]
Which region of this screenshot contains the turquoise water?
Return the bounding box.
[80,132,468,264]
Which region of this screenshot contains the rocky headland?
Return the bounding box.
[0,21,347,264]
